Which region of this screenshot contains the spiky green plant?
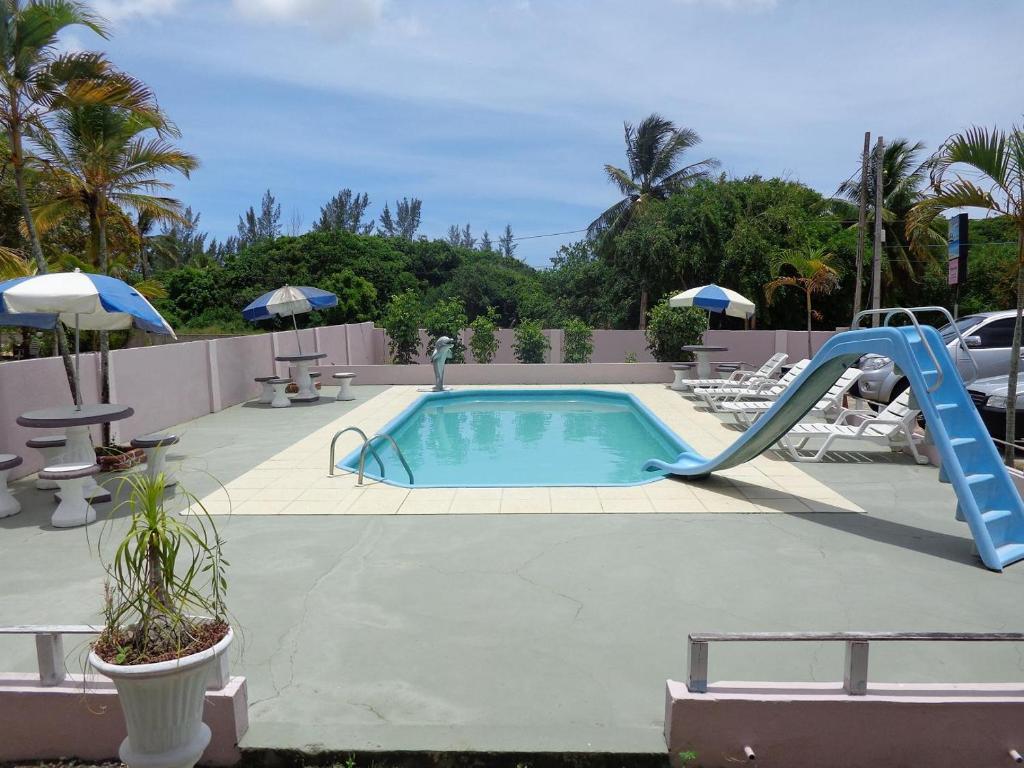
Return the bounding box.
[97,472,229,665]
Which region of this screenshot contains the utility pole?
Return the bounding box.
[853,131,870,322]
[871,136,885,327]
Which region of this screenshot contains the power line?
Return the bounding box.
[511,228,588,242]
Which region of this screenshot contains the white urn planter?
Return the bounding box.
[89,627,233,768]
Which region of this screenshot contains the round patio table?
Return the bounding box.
[17,403,134,506]
[682,345,728,380]
[275,352,326,402]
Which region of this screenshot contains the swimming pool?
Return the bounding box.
[336,389,689,487]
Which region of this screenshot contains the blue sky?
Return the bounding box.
[71,0,1023,266]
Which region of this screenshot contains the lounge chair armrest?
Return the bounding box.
[853,417,902,436]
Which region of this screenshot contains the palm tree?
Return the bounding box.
[835,138,945,305]
[0,0,155,400]
[588,114,718,327]
[33,103,197,440]
[765,245,841,359]
[909,123,1024,465]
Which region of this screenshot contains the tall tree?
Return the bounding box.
[835,138,943,296]
[588,114,718,327]
[499,223,516,258]
[445,224,461,246]
[0,0,153,400]
[315,188,373,234]
[909,124,1024,465]
[479,230,493,252]
[460,223,475,249]
[764,245,841,359]
[378,196,421,239]
[34,103,197,440]
[237,188,280,247]
[395,196,421,239]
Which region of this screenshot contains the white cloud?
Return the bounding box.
[232,0,387,35]
[92,0,180,21]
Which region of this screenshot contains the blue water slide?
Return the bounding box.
[644,323,1024,572]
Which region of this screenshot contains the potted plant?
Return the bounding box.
[89,472,231,768]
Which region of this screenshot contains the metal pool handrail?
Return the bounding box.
[329,426,385,478]
[358,432,415,486]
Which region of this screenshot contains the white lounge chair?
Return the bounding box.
[717,368,863,425]
[698,359,811,408]
[775,390,926,464]
[677,352,789,392]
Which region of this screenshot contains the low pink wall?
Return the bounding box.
[108,341,212,444]
[0,354,103,478]
[703,329,836,366]
[213,333,274,410]
[0,673,246,766]
[665,679,1024,768]
[313,362,674,385]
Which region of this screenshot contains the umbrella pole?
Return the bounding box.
[74,314,82,410]
[292,311,302,354]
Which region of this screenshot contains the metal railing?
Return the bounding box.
[0,625,232,689]
[358,432,414,486]
[328,426,385,478]
[687,631,1024,696]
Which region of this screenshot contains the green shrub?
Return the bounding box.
[645,298,706,362]
[624,351,638,363]
[468,307,499,364]
[513,319,550,364]
[381,290,422,364]
[562,317,593,364]
[424,297,468,363]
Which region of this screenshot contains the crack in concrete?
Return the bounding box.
[249,521,378,709]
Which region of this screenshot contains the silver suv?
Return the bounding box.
[856,310,1022,404]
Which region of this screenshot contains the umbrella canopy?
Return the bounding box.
[0,270,176,408]
[669,284,756,319]
[0,270,175,335]
[0,312,57,329]
[242,285,338,322]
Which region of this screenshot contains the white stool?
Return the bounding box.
[26,435,66,490]
[333,372,356,401]
[270,378,291,408]
[130,433,180,487]
[254,376,276,404]
[0,454,23,518]
[670,363,695,391]
[39,462,100,528]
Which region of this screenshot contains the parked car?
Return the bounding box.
[966,374,1024,450]
[856,310,1024,404]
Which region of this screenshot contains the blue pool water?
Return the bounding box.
[337,389,688,487]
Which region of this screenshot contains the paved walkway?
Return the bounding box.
[1,385,1022,755]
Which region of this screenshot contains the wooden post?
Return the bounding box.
[871,136,885,326]
[853,131,870,321]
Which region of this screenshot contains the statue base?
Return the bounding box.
[417,386,454,393]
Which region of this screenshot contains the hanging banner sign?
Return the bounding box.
[948,213,969,286]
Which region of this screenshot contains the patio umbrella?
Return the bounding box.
[242,285,338,354]
[669,284,756,320]
[0,270,176,408]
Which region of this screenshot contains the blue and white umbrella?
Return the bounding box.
[242,285,337,353]
[669,284,756,319]
[0,269,176,407]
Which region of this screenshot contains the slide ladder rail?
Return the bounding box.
[647,319,1024,571]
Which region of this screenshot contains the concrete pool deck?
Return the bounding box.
[2,384,1023,756]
